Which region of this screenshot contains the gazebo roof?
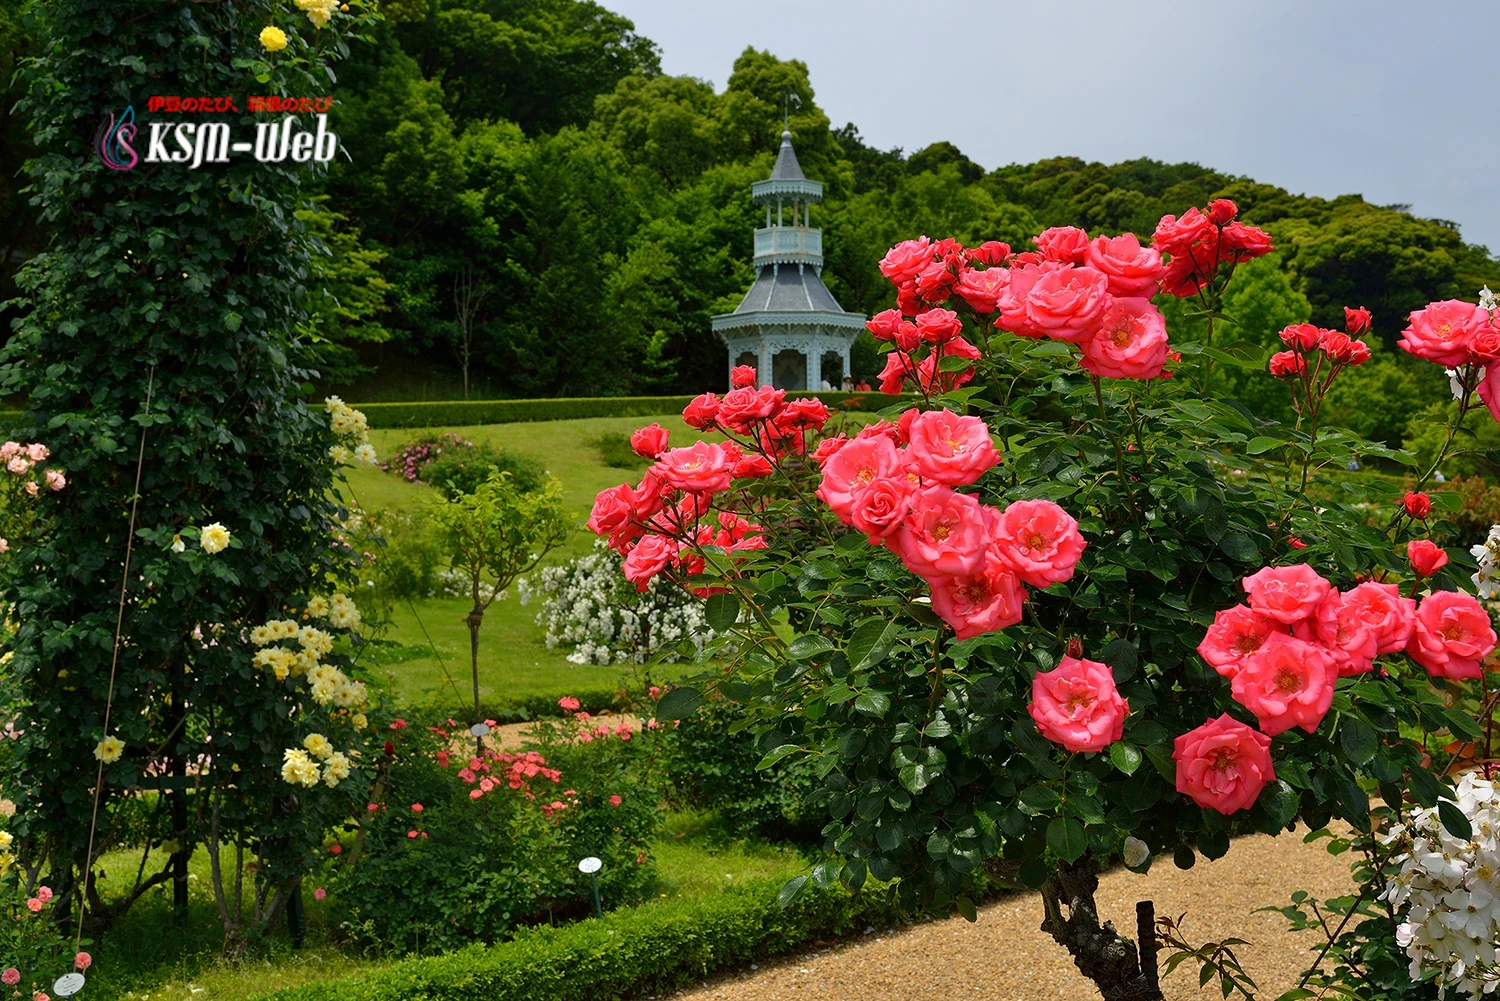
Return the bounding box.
[751,130,823,204]
[711,265,865,333]
[769,130,805,180]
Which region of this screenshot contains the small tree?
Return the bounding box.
[451,265,491,401]
[429,471,570,722]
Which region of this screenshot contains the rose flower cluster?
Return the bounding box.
[588,367,833,593]
[1267,307,1373,391]
[865,199,1271,394]
[1399,295,1500,420]
[1177,563,1497,815]
[814,407,1085,640]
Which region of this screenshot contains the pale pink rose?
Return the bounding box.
[621,534,677,592]
[1406,590,1498,679]
[7,457,29,475]
[1078,297,1169,380]
[1173,714,1275,814]
[1033,226,1090,265]
[878,237,934,284]
[1399,300,1484,367]
[1084,233,1164,298]
[1196,604,1278,678]
[888,485,989,578]
[1340,581,1415,654]
[903,409,1001,487]
[36,886,52,904]
[816,436,902,524]
[1022,266,1112,343]
[927,549,1024,639]
[24,444,47,462]
[630,424,669,459]
[848,476,915,543]
[0,538,9,554]
[989,499,1086,588]
[44,469,65,491]
[313,887,327,901]
[652,442,734,495]
[73,952,91,971]
[1241,564,1331,624]
[1,968,17,986]
[24,481,37,497]
[953,266,1010,313]
[1229,632,1337,735]
[0,442,16,460]
[1028,655,1127,752]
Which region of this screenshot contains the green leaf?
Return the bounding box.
[654,686,703,721]
[756,744,801,771]
[1217,532,1259,562]
[777,875,808,909]
[1019,785,1062,813]
[847,619,901,670]
[854,691,891,717]
[704,592,740,633]
[1108,741,1142,776]
[1046,817,1087,862]
[1245,436,1284,455]
[787,634,835,661]
[1260,780,1299,828]
[1100,638,1137,682]
[955,896,977,922]
[1438,800,1473,841]
[1339,718,1379,766]
[1272,991,1316,1001]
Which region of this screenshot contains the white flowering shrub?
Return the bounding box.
[1384,772,1500,998]
[519,542,719,665]
[1473,524,1500,598]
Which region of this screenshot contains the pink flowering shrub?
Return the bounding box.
[589,205,1500,999]
[0,872,86,999]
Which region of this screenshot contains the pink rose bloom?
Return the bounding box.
[1478,363,1500,422]
[1241,564,1331,624]
[1028,655,1127,752]
[26,897,42,912]
[1406,590,1498,679]
[1230,632,1337,735]
[879,237,934,284]
[1033,226,1090,265]
[1174,715,1274,814]
[0,538,8,554]
[652,442,734,495]
[558,696,580,710]
[1399,300,1484,367]
[587,482,641,552]
[816,435,902,523]
[1279,323,1323,350]
[36,886,52,904]
[1297,590,1376,676]
[729,364,757,389]
[989,499,1087,588]
[1196,604,1278,678]
[24,481,37,497]
[1340,581,1415,654]
[928,550,1024,639]
[1152,208,1215,257]
[888,485,989,578]
[811,434,849,466]
[953,267,1011,313]
[7,457,29,475]
[865,308,910,342]
[994,261,1058,338]
[1219,221,1273,261]
[914,309,962,344]
[1022,266,1112,343]
[848,476,915,543]
[44,469,65,491]
[732,454,773,479]
[903,409,1001,487]
[1268,350,1306,378]
[1078,297,1169,380]
[609,794,623,807]
[73,952,90,971]
[24,443,47,462]
[1,968,16,985]
[1084,233,1164,298]
[681,392,720,430]
[1406,539,1449,577]
[34,993,48,1001]
[313,887,327,901]
[622,534,677,592]
[630,424,670,459]
[715,386,783,433]
[1344,306,1372,335]
[0,442,15,460]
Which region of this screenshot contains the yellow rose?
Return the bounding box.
[259,25,289,52]
[200,522,231,554]
[95,735,126,764]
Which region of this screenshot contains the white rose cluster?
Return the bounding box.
[518,541,725,665]
[1384,772,1500,998]
[1471,525,1500,599]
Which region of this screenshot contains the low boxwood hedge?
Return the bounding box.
[354,393,903,429]
[247,878,906,1001]
[406,686,624,725]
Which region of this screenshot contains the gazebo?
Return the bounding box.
[711,129,866,391]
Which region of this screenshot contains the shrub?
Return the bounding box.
[381,433,545,496]
[592,431,650,470]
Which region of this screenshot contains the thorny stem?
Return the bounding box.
[1093,376,1141,524]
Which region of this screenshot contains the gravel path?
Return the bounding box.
[665,829,1354,1001]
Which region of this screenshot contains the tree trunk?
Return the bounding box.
[1039,856,1162,1001]
[466,605,484,752]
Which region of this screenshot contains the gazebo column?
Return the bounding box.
[760,334,771,390]
[842,340,851,383]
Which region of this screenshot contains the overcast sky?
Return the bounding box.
[608,0,1500,255]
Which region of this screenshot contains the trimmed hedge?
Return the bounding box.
[354,393,904,429]
[0,410,23,431]
[248,878,904,1001]
[407,686,623,725]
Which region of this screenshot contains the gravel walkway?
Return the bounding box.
[665,829,1354,1001]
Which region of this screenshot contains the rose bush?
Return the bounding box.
[590,204,1499,999]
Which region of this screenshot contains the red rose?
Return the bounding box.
[877,352,911,395]
[1279,323,1322,350]
[1317,330,1354,362]
[866,308,910,342]
[729,365,757,389]
[915,308,962,344]
[1469,316,1500,363]
[1344,306,1371,335]
[630,423,669,459]
[1219,222,1272,261]
[1151,208,1214,256]
[682,392,720,430]
[914,257,959,300]
[587,483,643,552]
[1033,226,1090,265]
[1268,350,1306,378]
[1207,198,1238,224]
[1406,539,1449,577]
[1346,340,1371,365]
[1403,491,1432,519]
[903,408,1001,486]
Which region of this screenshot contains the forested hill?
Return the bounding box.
[2,0,1497,445]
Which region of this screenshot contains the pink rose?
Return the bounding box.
[1207,198,1238,224]
[609,794,623,807]
[1033,226,1090,265]
[903,408,1000,486]
[927,550,1024,639]
[716,386,784,433]
[1196,604,1278,678]
[994,261,1057,338]
[1299,589,1377,676]
[816,435,902,523]
[1406,590,1497,679]
[1078,297,1169,380]
[1,968,16,986]
[1173,714,1275,814]
[652,442,734,495]
[1268,350,1306,377]
[1022,266,1112,343]
[848,476,915,543]
[866,308,910,342]
[730,364,757,389]
[1241,564,1331,624]
[681,392,720,430]
[1230,632,1338,735]
[44,469,65,491]
[732,454,773,479]
[1344,306,1372,335]
[0,442,17,460]
[953,267,1011,313]
[878,237,934,284]
[876,352,912,395]
[888,485,989,578]
[24,443,47,462]
[915,308,962,344]
[1219,221,1273,261]
[811,435,849,466]
[313,887,327,901]
[558,696,580,710]
[1341,581,1415,655]
[1406,539,1449,577]
[1279,323,1322,351]
[36,886,51,904]
[989,499,1086,588]
[1151,208,1215,257]
[966,241,1010,266]
[26,897,42,912]
[73,952,91,972]
[914,257,959,301]
[1084,233,1164,298]
[621,534,677,592]
[1028,655,1127,752]
[1399,300,1484,367]
[7,457,29,475]
[587,483,641,551]
[630,424,670,459]
[1479,363,1500,422]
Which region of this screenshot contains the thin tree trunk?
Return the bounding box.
[1039,856,1163,1001]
